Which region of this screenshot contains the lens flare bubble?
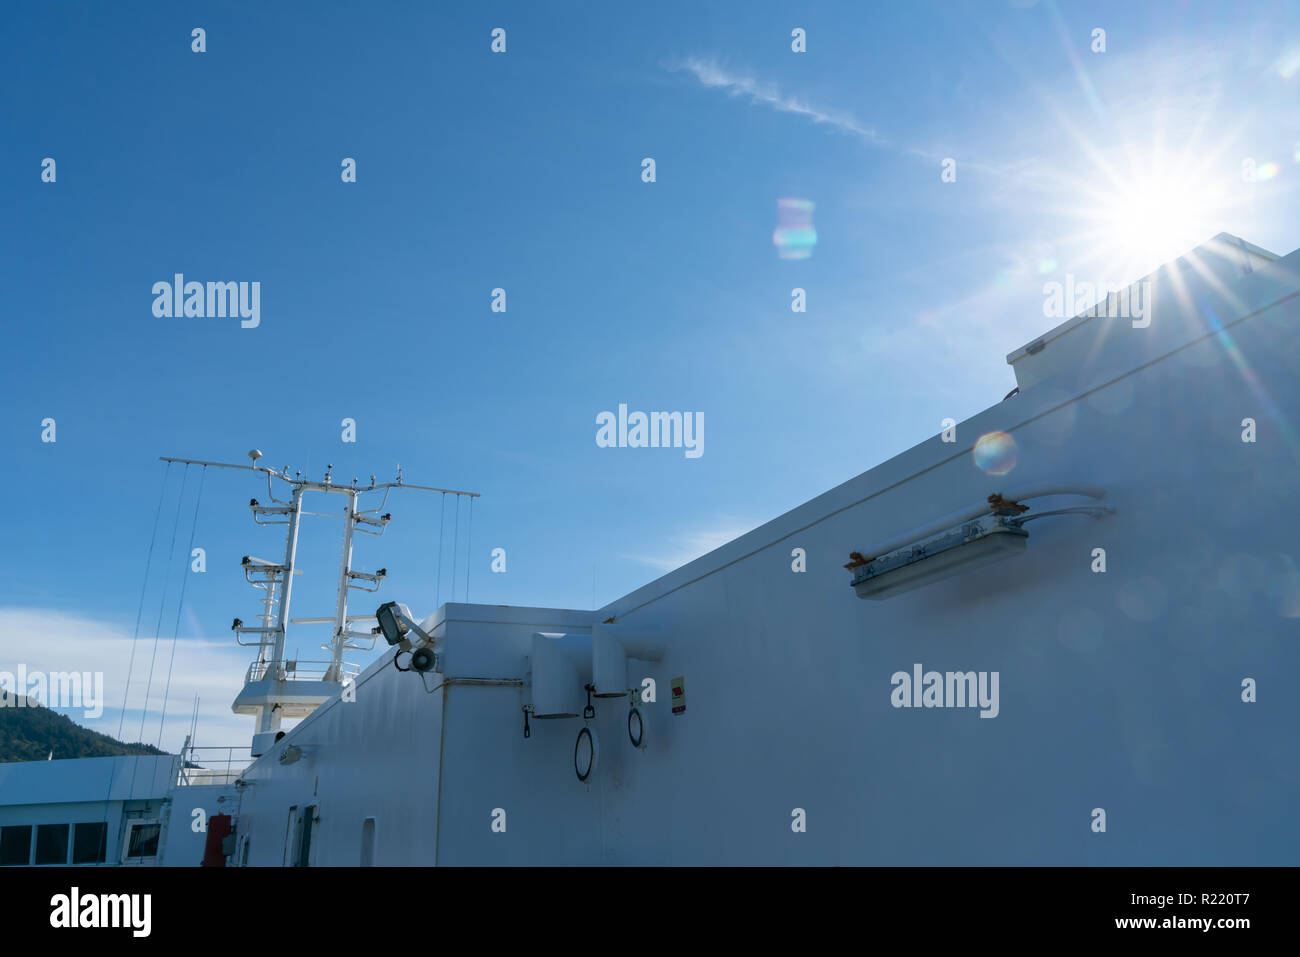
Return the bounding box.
[972,431,1017,475]
[1117,576,1169,622]
[1274,47,1300,79]
[773,198,817,260]
[1265,554,1300,618]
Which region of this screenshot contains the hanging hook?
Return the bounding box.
[583,683,596,720]
[522,706,532,739]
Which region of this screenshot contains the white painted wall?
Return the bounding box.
[161,784,239,866]
[229,245,1300,864]
[233,606,604,865]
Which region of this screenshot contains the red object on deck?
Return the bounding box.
[202,813,233,867]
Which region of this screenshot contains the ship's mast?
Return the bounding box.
[161,452,478,754]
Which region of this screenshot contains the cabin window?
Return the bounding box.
[34,823,69,865]
[122,820,161,861]
[73,822,107,864]
[0,825,32,866]
[360,817,376,867]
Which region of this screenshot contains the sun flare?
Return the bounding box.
[1088,160,1230,280]
[1100,177,1218,270]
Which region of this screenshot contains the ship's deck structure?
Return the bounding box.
[2,233,1298,865]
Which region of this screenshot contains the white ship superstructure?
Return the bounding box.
[2,233,1298,866]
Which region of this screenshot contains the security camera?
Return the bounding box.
[374,601,432,646]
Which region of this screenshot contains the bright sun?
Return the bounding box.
[1079,152,1232,281]
[1102,177,1217,270]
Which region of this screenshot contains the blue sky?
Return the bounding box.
[2,0,1298,749]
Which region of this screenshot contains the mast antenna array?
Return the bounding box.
[160,452,478,755]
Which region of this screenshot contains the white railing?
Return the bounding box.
[176,745,254,787]
[243,658,360,684]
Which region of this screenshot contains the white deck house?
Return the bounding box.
[0,752,241,867]
[0,756,168,865]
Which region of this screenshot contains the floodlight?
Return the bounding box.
[374,601,432,646]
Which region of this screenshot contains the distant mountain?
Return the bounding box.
[0,692,167,762]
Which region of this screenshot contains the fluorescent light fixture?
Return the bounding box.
[849,514,1027,600]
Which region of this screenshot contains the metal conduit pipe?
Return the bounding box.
[422,676,524,695]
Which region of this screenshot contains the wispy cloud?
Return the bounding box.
[664,56,1022,176]
[625,520,756,573]
[666,56,891,147]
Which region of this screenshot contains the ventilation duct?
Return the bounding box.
[591,624,665,698]
[528,632,592,718]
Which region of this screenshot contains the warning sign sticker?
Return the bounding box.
[671,675,685,715]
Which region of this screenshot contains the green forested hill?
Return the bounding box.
[0,692,167,762]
